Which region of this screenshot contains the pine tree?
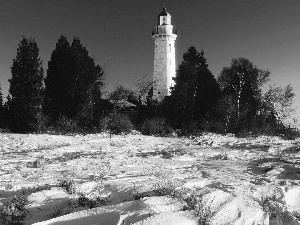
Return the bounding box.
[8,36,44,132]
[44,36,104,128]
[0,85,3,109]
[70,37,104,128]
[0,85,3,128]
[171,46,220,128]
[44,36,75,122]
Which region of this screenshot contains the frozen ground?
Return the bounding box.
[1,132,300,224]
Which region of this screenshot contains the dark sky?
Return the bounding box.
[1,0,300,120]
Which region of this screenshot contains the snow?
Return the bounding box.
[286,187,300,215]
[0,132,300,224]
[33,197,195,225]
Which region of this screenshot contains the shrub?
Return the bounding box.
[33,112,49,133]
[278,126,300,140]
[53,117,83,134]
[152,180,177,197]
[200,120,226,134]
[141,117,173,136]
[0,193,29,225]
[75,193,109,209]
[236,118,300,139]
[177,120,199,136]
[101,112,133,135]
[58,178,76,194]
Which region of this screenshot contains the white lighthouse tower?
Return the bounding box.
[152,7,177,101]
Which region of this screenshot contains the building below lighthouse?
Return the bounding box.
[152,7,177,101]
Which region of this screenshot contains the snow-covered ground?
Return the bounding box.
[1,132,300,224]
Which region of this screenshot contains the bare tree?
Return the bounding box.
[262,84,296,127]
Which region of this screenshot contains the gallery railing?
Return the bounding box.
[152,28,177,36]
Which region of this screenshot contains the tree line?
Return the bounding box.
[0,36,297,137]
[151,46,297,137]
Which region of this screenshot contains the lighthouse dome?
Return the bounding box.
[157,7,171,25]
[158,7,170,17]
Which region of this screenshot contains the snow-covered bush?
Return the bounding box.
[141,117,173,136]
[0,193,29,225]
[58,178,76,194]
[74,193,109,209]
[177,120,199,136]
[101,112,133,135]
[53,116,83,134]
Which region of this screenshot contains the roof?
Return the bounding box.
[109,100,136,109]
[158,7,170,17]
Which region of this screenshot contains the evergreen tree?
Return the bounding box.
[44,36,104,129]
[171,46,220,128]
[0,85,3,128]
[70,37,104,128]
[8,36,44,133]
[2,98,10,129]
[44,36,75,122]
[0,85,3,109]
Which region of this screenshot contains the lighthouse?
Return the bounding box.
[152,7,177,101]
